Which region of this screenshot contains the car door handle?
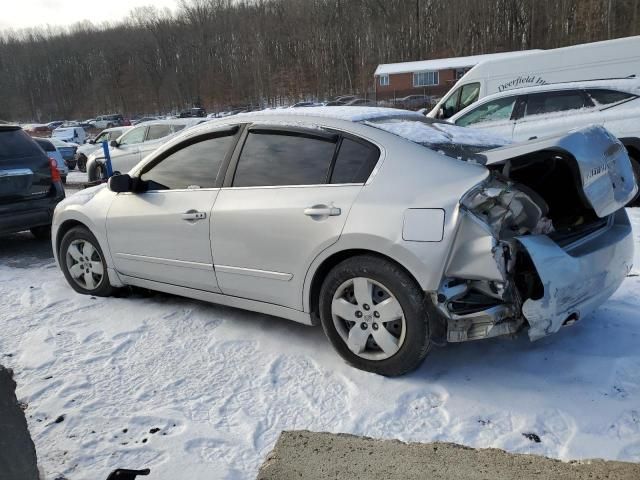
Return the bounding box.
[304,205,341,217]
[181,210,207,221]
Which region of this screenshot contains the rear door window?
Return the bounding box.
[233,130,337,187]
[524,90,590,116]
[330,138,379,184]
[587,89,637,106]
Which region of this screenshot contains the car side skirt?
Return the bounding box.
[118,273,313,326]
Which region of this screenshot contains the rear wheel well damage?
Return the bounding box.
[308,250,427,321]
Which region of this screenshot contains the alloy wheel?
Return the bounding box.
[65,239,104,291]
[331,277,406,361]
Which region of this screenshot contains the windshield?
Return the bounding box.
[361,116,509,158]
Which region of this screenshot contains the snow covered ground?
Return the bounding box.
[1,211,640,479]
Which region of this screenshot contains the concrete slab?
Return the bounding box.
[257,430,640,480]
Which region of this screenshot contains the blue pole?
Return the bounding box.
[101,141,113,178]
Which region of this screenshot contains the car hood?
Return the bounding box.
[77,143,101,155]
[478,125,637,218]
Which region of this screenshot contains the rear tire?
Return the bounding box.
[629,155,640,207]
[59,226,114,297]
[319,255,431,376]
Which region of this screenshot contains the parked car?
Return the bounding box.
[49,137,79,170]
[86,119,204,181]
[34,137,69,183]
[345,98,376,106]
[52,107,636,376]
[92,114,126,129]
[428,36,640,119]
[449,78,640,204]
[179,108,207,118]
[46,121,65,130]
[75,127,132,172]
[394,95,435,110]
[52,126,87,145]
[132,116,159,125]
[23,124,50,136]
[1,124,65,239]
[291,102,317,108]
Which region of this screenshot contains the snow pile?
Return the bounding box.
[367,119,510,147]
[0,211,639,479]
[244,106,424,123]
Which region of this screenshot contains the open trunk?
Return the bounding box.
[436,125,636,342]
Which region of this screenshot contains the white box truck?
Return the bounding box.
[428,35,640,119]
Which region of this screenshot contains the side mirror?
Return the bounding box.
[110,140,119,148]
[108,174,133,193]
[437,108,444,119]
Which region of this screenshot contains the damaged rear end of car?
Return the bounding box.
[436,125,636,343]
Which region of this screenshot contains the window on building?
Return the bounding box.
[379,74,389,87]
[413,71,439,87]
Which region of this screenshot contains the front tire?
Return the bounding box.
[77,154,87,172]
[319,255,431,376]
[59,226,114,297]
[629,155,640,207]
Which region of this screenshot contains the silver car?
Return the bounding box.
[52,107,636,376]
[86,119,205,181]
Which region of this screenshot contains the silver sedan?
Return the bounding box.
[52,107,636,376]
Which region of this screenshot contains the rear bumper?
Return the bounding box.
[0,183,65,235]
[517,209,634,340]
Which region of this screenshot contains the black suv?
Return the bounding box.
[0,125,65,239]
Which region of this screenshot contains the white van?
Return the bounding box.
[428,36,640,119]
[52,126,87,144]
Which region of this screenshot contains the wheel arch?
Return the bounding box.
[305,248,424,326]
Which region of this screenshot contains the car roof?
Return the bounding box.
[471,78,639,106]
[450,77,640,121]
[135,118,205,127]
[239,106,424,123]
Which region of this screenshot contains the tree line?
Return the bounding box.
[1,0,639,122]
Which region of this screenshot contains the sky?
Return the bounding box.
[0,0,180,32]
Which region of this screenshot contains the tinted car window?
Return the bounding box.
[146,125,173,141]
[0,129,43,160]
[456,96,517,127]
[587,89,637,106]
[330,138,379,184]
[140,134,235,190]
[525,91,588,116]
[35,139,56,152]
[233,131,336,187]
[119,127,146,145]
